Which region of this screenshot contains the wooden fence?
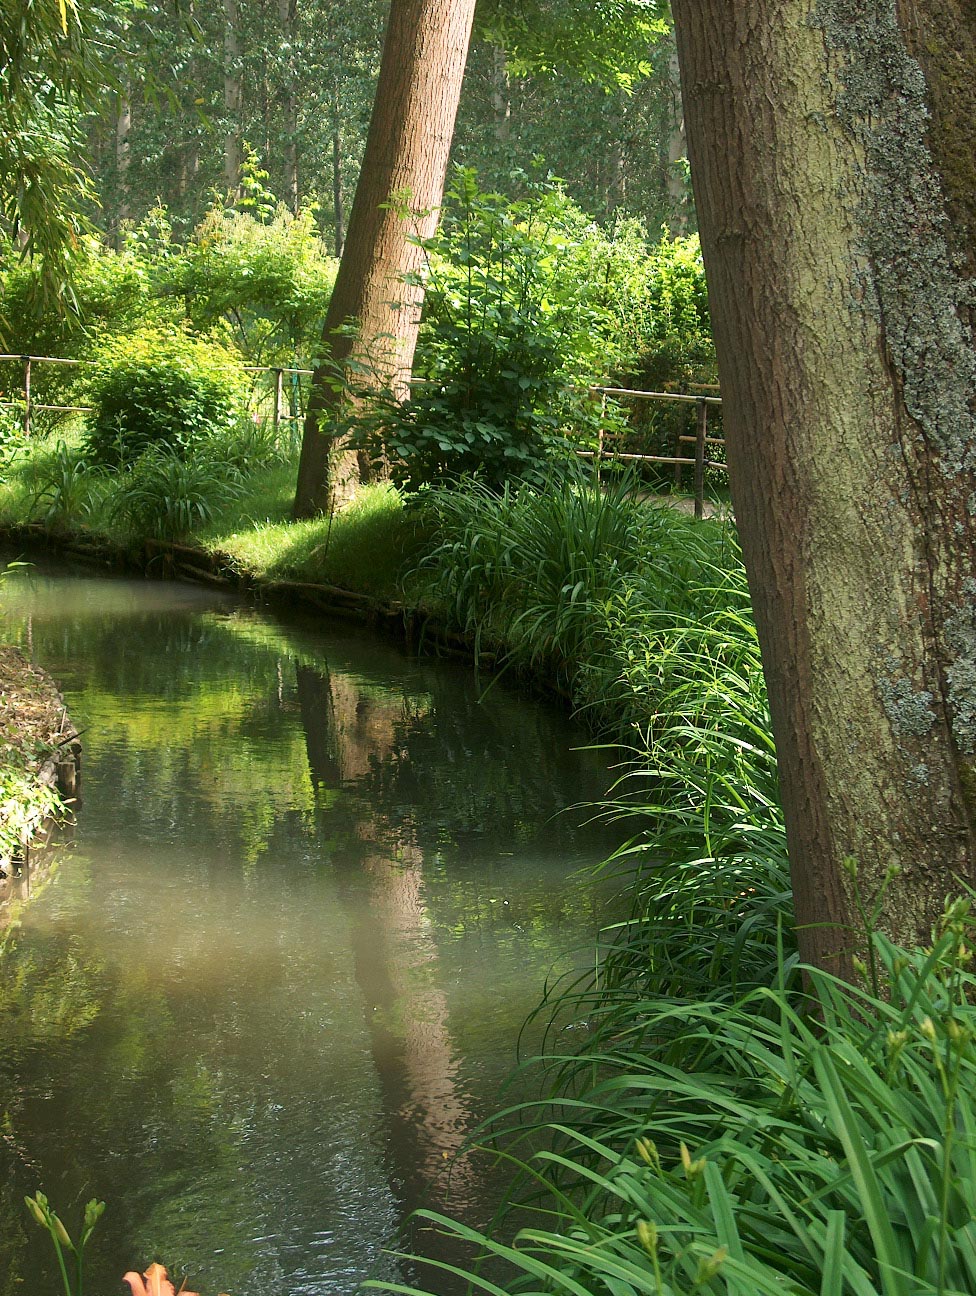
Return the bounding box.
[0,354,726,519]
[584,385,726,520]
[0,353,314,442]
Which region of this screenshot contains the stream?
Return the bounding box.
[0,564,623,1296]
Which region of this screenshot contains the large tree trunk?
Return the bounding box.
[293,0,477,518]
[670,1,976,975]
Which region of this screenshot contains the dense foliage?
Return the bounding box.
[83,325,248,466]
[351,173,713,489]
[166,200,337,368]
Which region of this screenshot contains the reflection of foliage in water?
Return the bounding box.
[351,677,606,850]
[0,570,622,1295]
[3,580,611,871]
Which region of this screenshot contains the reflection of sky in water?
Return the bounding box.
[0,566,622,1295]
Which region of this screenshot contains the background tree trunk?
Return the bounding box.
[664,45,687,235]
[278,0,299,212]
[114,87,131,238]
[223,0,242,191]
[331,80,344,258]
[293,0,477,518]
[671,0,976,974]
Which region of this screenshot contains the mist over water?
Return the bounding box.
[0,566,622,1296]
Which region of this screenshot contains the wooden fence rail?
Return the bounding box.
[583,385,726,520]
[0,353,313,440]
[0,355,726,519]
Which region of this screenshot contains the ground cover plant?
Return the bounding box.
[0,583,66,866]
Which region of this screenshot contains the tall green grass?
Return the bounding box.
[374,914,976,1296]
[410,471,734,717]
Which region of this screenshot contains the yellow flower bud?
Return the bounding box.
[51,1214,73,1251]
[635,1137,659,1170]
[920,1016,937,1042]
[24,1196,46,1228]
[636,1220,658,1256]
[679,1142,705,1178]
[696,1246,728,1283]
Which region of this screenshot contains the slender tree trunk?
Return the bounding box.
[491,45,511,143]
[114,86,131,239]
[331,81,344,258]
[664,44,687,236]
[671,1,976,975]
[293,0,477,518]
[223,0,242,191]
[278,0,299,211]
[609,92,627,214]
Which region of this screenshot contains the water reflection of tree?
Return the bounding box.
[294,657,616,1256]
[0,577,618,1292]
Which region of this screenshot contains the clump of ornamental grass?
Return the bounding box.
[24,439,109,528]
[371,904,976,1296]
[107,443,245,542]
[410,466,731,708]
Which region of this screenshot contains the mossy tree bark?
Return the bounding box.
[293,0,476,518]
[671,0,976,975]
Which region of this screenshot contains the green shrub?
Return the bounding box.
[355,171,645,491]
[167,195,337,369]
[83,326,248,467]
[107,443,244,540]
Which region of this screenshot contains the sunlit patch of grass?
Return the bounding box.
[209,482,423,598]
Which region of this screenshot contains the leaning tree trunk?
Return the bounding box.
[670,0,976,975]
[293,0,477,518]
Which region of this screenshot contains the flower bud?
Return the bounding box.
[696,1246,728,1283]
[635,1137,659,1170]
[51,1214,73,1251]
[636,1220,658,1256]
[680,1142,705,1178]
[24,1197,46,1229]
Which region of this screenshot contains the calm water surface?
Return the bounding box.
[0,566,622,1296]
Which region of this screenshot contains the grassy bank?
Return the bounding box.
[0,430,420,599]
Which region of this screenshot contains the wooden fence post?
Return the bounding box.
[596,391,607,485]
[273,368,284,441]
[694,397,707,520]
[22,356,31,436]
